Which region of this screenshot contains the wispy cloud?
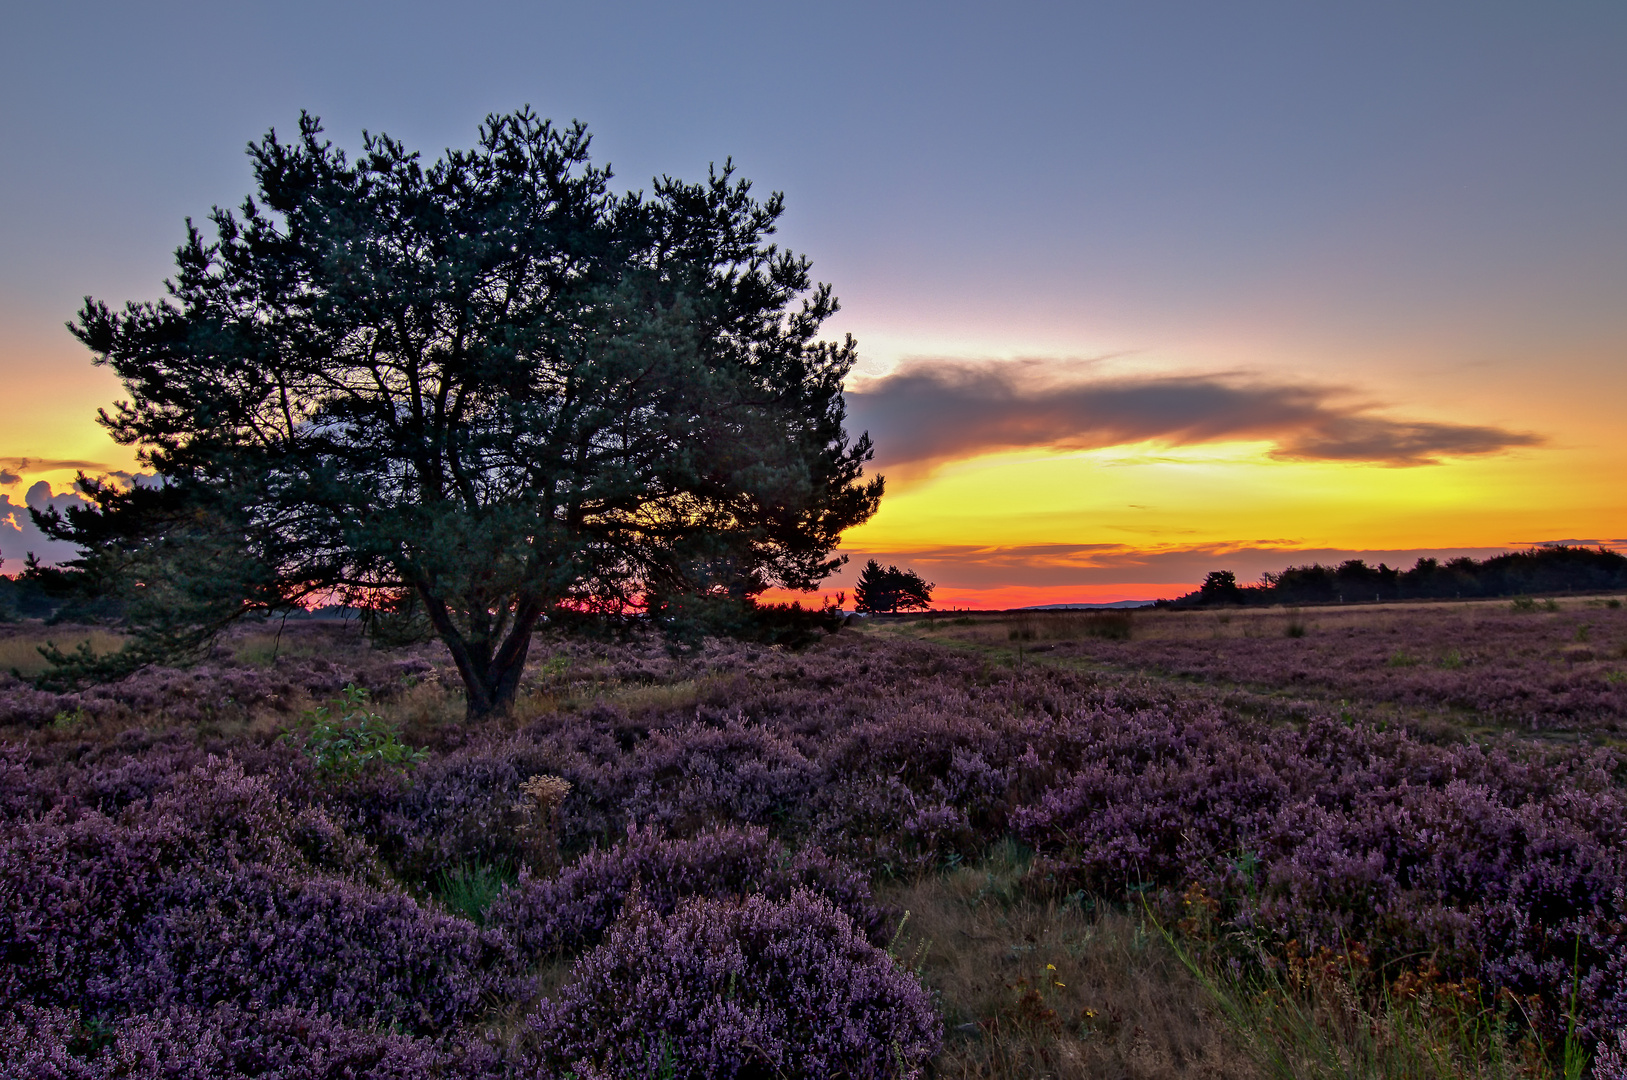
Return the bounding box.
[844,359,1542,473]
[0,456,113,474]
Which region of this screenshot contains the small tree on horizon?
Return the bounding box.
[39,109,883,718]
[852,560,933,613]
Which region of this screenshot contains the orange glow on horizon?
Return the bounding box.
[759,582,1188,610]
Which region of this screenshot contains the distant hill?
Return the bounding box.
[1167,545,1627,608]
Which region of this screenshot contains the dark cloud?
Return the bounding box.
[844,360,1542,472]
[0,456,112,473]
[0,469,19,485]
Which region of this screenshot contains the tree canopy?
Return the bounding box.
[43,109,883,716]
[852,560,933,613]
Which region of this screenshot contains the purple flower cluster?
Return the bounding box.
[0,757,523,1034]
[525,890,941,1079]
[0,1003,500,1080]
[486,822,885,959]
[1055,603,1627,731]
[3,618,1625,1064]
[0,622,439,729]
[1010,711,1627,1036]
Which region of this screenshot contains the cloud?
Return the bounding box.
[0,456,113,474]
[0,470,19,486]
[844,359,1542,472]
[1,481,88,569]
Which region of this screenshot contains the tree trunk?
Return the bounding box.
[418,588,544,721]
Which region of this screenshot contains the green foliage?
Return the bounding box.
[53,109,883,719]
[1511,596,1539,613]
[436,861,514,925]
[283,685,425,781]
[650,592,844,649]
[853,559,934,613]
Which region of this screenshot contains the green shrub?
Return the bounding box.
[283,685,426,781]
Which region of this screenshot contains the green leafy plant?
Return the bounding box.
[283,684,425,781]
[50,706,90,731]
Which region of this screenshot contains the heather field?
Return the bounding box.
[3,602,1626,1078]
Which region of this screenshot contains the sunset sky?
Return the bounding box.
[3,2,1625,606]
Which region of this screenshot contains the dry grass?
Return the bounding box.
[883,844,1261,1080]
[893,596,1627,650]
[231,629,331,666]
[0,628,125,676]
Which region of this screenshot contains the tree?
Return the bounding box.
[1198,570,1242,604]
[852,560,933,613]
[45,110,883,717]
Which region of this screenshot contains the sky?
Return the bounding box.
[2,2,1624,605]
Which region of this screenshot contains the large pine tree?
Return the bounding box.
[46,110,883,717]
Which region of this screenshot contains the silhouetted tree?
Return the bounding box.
[852,560,933,613]
[42,110,883,717]
[1198,569,1243,604]
[1173,546,1627,608]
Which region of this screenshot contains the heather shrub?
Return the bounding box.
[0,1003,501,1080]
[1597,1027,1627,1080]
[485,822,885,959]
[525,890,941,1078]
[0,757,525,1033]
[1013,713,1627,1040]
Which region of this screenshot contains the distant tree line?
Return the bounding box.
[1170,545,1627,607]
[0,551,122,624]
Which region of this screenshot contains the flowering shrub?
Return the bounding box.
[0,1003,501,1080]
[1050,603,1627,731]
[486,822,885,959]
[3,618,1626,1064]
[1596,1027,1627,1080]
[0,757,524,1033]
[526,890,941,1079]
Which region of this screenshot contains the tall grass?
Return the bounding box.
[436,861,514,925]
[1157,891,1566,1080]
[1006,611,1133,643]
[0,630,124,677]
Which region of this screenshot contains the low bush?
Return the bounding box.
[485,822,885,959]
[524,890,942,1079]
[0,1003,501,1080]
